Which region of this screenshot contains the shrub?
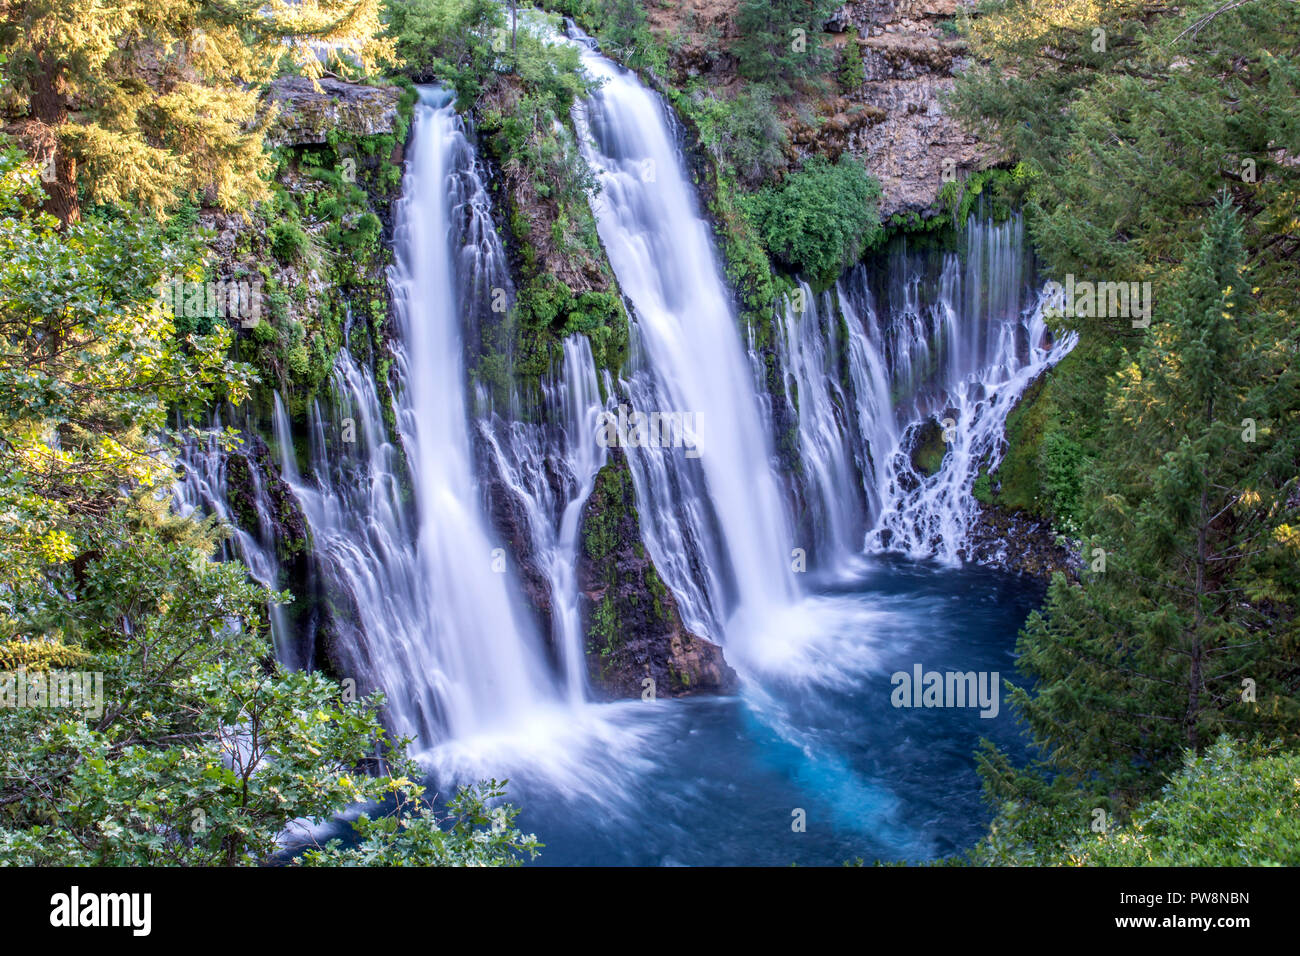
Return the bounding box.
[839,30,865,91]
[269,220,310,263]
[742,156,883,284]
[694,86,788,188]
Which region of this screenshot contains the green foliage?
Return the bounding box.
[692,86,788,189]
[509,277,628,394]
[383,0,502,102]
[732,0,838,97]
[295,780,541,866]
[1037,429,1084,531]
[909,419,948,477]
[935,166,1021,228]
[239,125,405,410]
[0,638,89,671]
[469,18,625,391]
[953,0,1300,323]
[1065,740,1300,866]
[975,739,1300,866]
[838,30,865,92]
[978,200,1300,843]
[585,0,668,74]
[269,220,310,264]
[0,152,535,866]
[743,155,883,285]
[958,6,1300,868]
[2,0,393,223]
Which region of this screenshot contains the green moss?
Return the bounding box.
[645,565,669,622]
[508,276,629,398]
[592,594,620,661]
[582,460,635,567]
[910,419,948,477]
[991,371,1052,514]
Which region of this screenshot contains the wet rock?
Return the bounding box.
[964,501,1080,579]
[909,417,948,477]
[482,465,555,651]
[576,449,738,699]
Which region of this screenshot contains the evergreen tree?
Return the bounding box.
[0,0,394,224]
[732,0,837,96]
[981,198,1300,834]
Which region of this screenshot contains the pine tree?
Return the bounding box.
[732,0,836,96]
[985,198,1300,819]
[0,0,393,224]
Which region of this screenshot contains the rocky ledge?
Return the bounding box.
[576,450,738,699]
[962,502,1080,579]
[265,76,402,148]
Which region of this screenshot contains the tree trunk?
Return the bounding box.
[1186,482,1209,752]
[30,54,79,226]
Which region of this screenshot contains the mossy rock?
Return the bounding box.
[910,418,948,477]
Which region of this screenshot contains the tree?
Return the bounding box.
[951,0,1300,322]
[0,149,535,865]
[0,0,394,224]
[979,199,1300,832]
[732,0,837,96]
[384,0,502,101]
[977,738,1300,866]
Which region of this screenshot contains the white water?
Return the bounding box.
[254,91,561,744]
[773,215,1075,566]
[175,412,298,666]
[477,336,608,705]
[176,43,1072,820]
[570,32,797,652]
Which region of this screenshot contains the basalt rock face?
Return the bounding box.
[646,0,996,219]
[576,449,738,699]
[481,462,556,656]
[224,435,311,565]
[265,77,403,147]
[964,503,1079,579]
[831,0,996,218]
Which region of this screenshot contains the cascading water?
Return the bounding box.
[244,90,565,746]
[347,87,560,741]
[175,413,298,666]
[569,30,797,651]
[179,22,1071,862]
[852,215,1074,562]
[766,213,1075,566]
[770,284,869,565]
[476,335,608,705]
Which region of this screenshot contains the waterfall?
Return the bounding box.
[771,284,869,564]
[240,90,567,746]
[175,412,298,667]
[774,213,1075,565]
[176,87,616,754]
[477,336,608,706]
[570,31,797,650]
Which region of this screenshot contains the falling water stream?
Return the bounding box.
[180,30,1075,863]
